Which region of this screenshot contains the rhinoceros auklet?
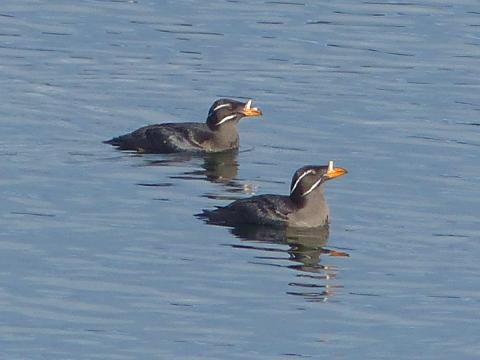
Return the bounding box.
[104,98,262,153]
[198,161,347,228]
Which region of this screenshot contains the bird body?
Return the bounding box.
[104,122,238,153]
[199,162,347,228]
[104,99,261,153]
[203,191,329,228]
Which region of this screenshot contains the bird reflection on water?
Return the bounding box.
[225,224,348,302]
[171,150,240,185]
[137,150,257,193]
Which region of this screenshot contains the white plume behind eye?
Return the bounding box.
[290,169,314,195]
[246,99,252,109]
[216,114,237,125]
[213,103,231,112]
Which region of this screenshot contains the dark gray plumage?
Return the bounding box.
[198,163,348,228]
[104,98,262,153]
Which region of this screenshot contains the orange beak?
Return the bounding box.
[240,99,262,117]
[326,166,348,179]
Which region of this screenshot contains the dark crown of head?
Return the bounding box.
[289,165,329,198]
[207,99,245,128]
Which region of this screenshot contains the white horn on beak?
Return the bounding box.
[246,99,252,109]
[328,160,334,172]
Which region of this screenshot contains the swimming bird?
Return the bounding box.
[198,161,347,228]
[104,98,262,153]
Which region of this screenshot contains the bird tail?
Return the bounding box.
[103,137,122,146]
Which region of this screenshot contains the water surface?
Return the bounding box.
[1,1,479,359]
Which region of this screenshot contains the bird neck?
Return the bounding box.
[291,186,327,209]
[211,122,239,149]
[289,187,330,226]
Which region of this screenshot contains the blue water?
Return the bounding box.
[1,1,479,359]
